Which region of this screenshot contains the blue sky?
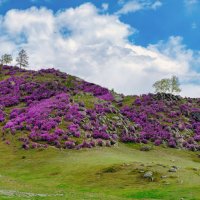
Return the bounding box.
[0,0,200,97]
[0,0,199,50]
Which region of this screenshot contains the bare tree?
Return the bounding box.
[16,49,29,68]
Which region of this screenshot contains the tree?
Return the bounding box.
[0,54,13,65]
[153,78,171,93]
[170,75,181,94]
[153,76,181,94]
[16,49,29,68]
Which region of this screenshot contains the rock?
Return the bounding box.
[140,146,152,151]
[113,116,120,120]
[153,93,181,101]
[116,122,123,127]
[143,171,153,179]
[129,126,136,132]
[169,167,177,172]
[114,95,124,103]
[75,77,84,82]
[163,182,170,185]
[79,111,87,116]
[161,175,168,179]
[178,123,185,131]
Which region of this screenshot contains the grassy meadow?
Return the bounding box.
[0,140,199,200]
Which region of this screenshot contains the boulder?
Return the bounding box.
[169,166,177,172]
[143,171,153,178]
[153,93,181,101]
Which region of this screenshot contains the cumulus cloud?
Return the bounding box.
[116,0,162,15]
[0,3,200,97]
[102,3,109,11]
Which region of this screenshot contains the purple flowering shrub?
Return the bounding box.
[0,66,200,151]
[120,94,200,151]
[2,82,120,149]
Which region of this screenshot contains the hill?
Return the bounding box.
[0,65,200,200]
[0,65,200,151]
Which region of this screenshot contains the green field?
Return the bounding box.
[0,141,200,200]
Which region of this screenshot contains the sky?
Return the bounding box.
[0,0,200,97]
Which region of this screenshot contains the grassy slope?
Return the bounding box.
[0,68,200,199]
[0,140,200,200]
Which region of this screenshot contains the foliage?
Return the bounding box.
[171,75,181,93]
[0,66,199,151]
[16,49,29,68]
[0,54,13,65]
[153,76,181,94]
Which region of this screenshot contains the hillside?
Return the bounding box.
[0,65,200,151]
[0,65,200,200]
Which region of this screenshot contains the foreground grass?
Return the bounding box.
[0,141,199,200]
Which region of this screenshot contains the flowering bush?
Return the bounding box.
[0,66,200,151]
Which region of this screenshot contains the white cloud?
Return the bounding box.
[0,3,200,97]
[181,84,200,97]
[102,3,109,11]
[151,1,162,10]
[116,0,162,15]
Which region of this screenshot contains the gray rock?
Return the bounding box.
[116,122,123,127]
[114,95,124,102]
[171,165,178,169]
[75,77,84,82]
[143,171,153,178]
[140,146,152,151]
[79,111,87,116]
[113,116,120,120]
[169,167,177,172]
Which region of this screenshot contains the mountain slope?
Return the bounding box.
[0,65,200,151]
[0,65,200,200]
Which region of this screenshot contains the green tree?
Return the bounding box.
[0,54,13,65]
[16,49,29,68]
[170,75,181,94]
[153,78,171,93]
[153,76,181,94]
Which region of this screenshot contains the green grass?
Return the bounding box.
[73,93,103,109]
[122,96,135,106]
[0,141,199,200]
